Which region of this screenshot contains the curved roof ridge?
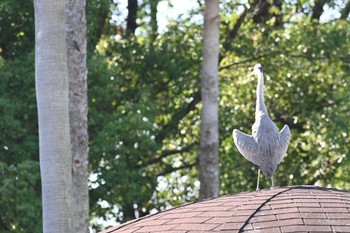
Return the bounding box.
[238,187,293,232]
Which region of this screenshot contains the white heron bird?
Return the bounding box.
[233,64,290,190]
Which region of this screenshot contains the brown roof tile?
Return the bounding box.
[281,225,332,232]
[101,185,350,233]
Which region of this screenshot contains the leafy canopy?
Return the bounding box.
[0,0,349,232]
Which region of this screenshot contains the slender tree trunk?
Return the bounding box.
[311,0,328,21]
[65,0,89,232]
[149,0,158,40]
[34,0,72,232]
[127,0,138,34]
[272,0,283,27]
[253,0,270,23]
[199,0,220,200]
[340,0,350,20]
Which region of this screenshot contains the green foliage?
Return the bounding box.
[0,53,41,232]
[88,29,203,223]
[0,160,41,233]
[0,0,34,58]
[86,0,112,52]
[88,2,350,228]
[0,0,349,232]
[219,19,350,191]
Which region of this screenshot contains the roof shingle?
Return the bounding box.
[101,185,350,233]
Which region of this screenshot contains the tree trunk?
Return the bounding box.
[340,0,350,20]
[65,0,89,232]
[34,0,72,232]
[126,0,138,34]
[149,0,158,40]
[272,0,283,27]
[311,0,328,21]
[199,0,220,200]
[253,0,270,23]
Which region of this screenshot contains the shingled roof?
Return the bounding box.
[101,185,350,233]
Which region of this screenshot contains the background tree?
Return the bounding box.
[149,0,159,40]
[66,0,89,232]
[34,0,72,232]
[126,0,138,34]
[0,53,41,232]
[311,0,329,20]
[199,0,220,200]
[340,0,350,19]
[0,0,349,232]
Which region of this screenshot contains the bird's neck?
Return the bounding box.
[256,71,268,116]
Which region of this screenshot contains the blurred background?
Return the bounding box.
[0,0,349,232]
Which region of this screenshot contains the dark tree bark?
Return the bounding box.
[123,205,136,222]
[272,0,283,27]
[253,0,271,23]
[340,0,350,20]
[252,0,283,26]
[127,0,138,34]
[86,0,110,52]
[311,0,328,20]
[230,7,247,39]
[66,0,89,232]
[150,0,158,40]
[220,6,248,62]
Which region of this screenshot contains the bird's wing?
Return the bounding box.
[232,129,260,166]
[276,125,291,164]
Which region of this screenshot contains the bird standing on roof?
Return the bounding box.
[233,64,290,190]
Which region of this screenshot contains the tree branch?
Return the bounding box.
[157,162,196,177]
[221,6,248,59]
[155,92,201,144]
[220,47,349,72]
[219,52,278,71]
[253,0,271,23]
[228,6,247,40]
[143,143,195,167]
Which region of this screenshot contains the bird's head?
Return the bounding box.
[253,63,263,75]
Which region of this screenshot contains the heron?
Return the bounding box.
[232,64,290,190]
